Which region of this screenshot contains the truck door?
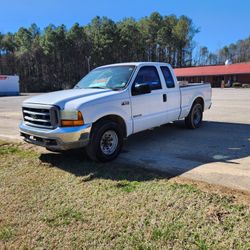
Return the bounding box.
[160,66,181,122]
[130,66,167,133]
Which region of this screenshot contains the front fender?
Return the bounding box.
[79,102,133,137]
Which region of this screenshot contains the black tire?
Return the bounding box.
[185,103,203,129]
[86,120,123,162]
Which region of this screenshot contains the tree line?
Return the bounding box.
[0,12,197,92]
[194,36,250,66]
[1,11,249,92]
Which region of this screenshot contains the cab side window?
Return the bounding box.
[161,66,175,88]
[133,66,161,90]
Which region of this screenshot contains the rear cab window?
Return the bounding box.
[160,66,175,88]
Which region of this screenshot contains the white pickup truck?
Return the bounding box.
[20,62,212,161]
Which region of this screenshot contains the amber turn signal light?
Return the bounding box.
[61,111,84,127]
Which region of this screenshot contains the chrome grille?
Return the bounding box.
[22,104,59,129]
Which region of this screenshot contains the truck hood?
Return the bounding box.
[23,88,119,108]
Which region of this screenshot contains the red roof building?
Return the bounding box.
[174,63,250,87]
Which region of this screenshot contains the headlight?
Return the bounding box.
[60,110,84,127]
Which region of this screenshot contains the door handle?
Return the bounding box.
[163,94,167,102]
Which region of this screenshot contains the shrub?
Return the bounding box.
[232,82,242,88]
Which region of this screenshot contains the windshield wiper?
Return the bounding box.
[110,87,122,91]
[87,86,108,89]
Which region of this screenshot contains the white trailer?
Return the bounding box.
[0,75,20,96]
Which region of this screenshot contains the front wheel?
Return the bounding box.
[185,103,203,129]
[86,120,123,162]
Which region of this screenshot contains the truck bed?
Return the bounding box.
[179,82,210,88]
[179,82,212,119]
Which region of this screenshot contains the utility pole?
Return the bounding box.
[85,56,91,72]
[156,44,160,61]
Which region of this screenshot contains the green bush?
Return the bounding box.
[232,82,242,88]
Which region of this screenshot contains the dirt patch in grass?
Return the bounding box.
[0,142,249,249]
[173,177,250,206]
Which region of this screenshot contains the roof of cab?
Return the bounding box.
[97,62,171,68]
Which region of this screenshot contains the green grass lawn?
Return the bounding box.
[0,142,249,249]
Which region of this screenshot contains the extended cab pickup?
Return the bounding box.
[20,62,212,161]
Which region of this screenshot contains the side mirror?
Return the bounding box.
[132,83,151,95]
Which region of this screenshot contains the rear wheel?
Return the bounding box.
[86,120,123,162]
[185,103,203,129]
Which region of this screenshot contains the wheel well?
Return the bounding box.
[193,97,204,111]
[93,115,127,138]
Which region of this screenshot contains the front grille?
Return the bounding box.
[22,104,59,129]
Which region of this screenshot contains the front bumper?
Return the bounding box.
[19,121,92,150]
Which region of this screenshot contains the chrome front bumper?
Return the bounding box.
[19,121,92,150]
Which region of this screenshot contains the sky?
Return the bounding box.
[0,0,250,53]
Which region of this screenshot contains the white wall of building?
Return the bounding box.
[0,75,19,96]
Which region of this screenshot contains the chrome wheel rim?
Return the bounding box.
[100,130,118,155]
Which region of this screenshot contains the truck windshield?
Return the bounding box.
[74,66,135,90]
